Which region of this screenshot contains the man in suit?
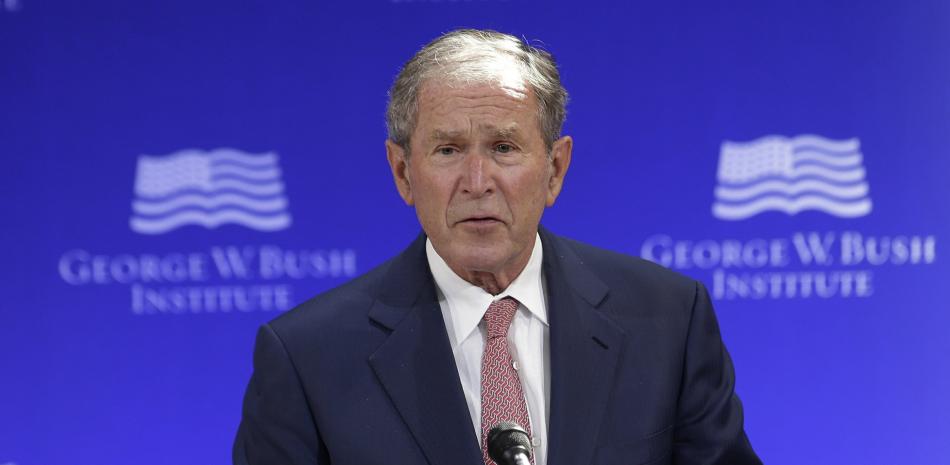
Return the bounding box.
[234,29,761,465]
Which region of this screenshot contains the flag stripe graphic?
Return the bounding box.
[132,193,288,216]
[210,164,282,181]
[712,135,871,220]
[133,186,286,203]
[713,196,872,220]
[793,159,862,172]
[207,150,279,166]
[135,179,286,199]
[130,148,291,233]
[717,174,867,189]
[130,210,292,235]
[793,151,863,167]
[137,148,279,167]
[725,135,859,153]
[715,180,869,202]
[786,165,865,183]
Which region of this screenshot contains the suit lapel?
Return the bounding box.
[367,234,483,465]
[541,228,626,465]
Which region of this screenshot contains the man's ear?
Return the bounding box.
[545,135,573,206]
[386,139,414,205]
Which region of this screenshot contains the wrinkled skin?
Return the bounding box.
[387,81,572,294]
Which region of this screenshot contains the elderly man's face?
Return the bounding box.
[387,81,571,285]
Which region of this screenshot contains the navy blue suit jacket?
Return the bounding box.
[233,228,761,464]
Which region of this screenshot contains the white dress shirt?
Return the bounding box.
[426,234,550,465]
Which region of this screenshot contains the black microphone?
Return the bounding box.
[487,421,533,465]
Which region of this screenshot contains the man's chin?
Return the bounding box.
[442,242,511,273]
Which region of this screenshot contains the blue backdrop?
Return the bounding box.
[2,1,948,463]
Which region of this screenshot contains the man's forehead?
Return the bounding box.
[429,54,529,93]
[415,82,538,135]
[418,79,531,107]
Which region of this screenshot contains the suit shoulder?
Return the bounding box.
[557,235,696,284]
[556,235,700,303]
[265,254,395,341]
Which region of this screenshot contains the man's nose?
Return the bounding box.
[460,152,494,197]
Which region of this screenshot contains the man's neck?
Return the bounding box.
[453,265,527,295]
[433,235,539,296]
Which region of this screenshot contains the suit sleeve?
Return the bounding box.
[233,324,329,465]
[672,281,762,465]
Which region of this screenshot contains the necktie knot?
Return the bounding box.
[484,297,518,338]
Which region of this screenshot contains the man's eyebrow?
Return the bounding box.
[428,125,521,141]
[492,127,519,139]
[429,129,464,141]
[481,124,520,139]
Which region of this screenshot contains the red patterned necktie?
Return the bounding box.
[480,297,533,464]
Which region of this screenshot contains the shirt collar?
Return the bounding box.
[426,233,547,347]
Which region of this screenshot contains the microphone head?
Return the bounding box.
[487,421,532,463]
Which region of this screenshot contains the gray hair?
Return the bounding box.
[386,29,568,153]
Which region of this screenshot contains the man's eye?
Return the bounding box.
[494,143,514,154]
[437,147,457,156]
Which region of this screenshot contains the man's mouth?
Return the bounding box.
[458,216,503,226]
